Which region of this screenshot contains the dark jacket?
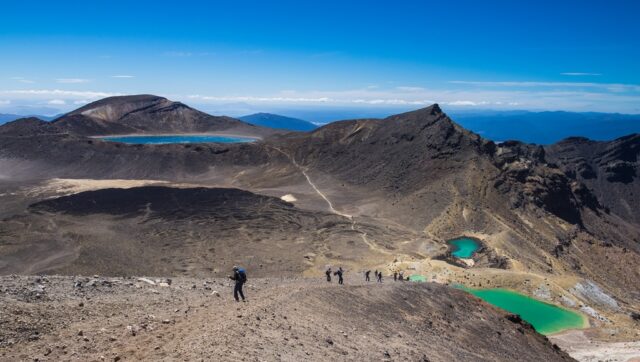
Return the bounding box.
[229,269,247,283]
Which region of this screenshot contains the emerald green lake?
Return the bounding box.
[448,237,480,258]
[460,287,586,335]
[408,275,426,282]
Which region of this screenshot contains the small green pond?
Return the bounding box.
[408,275,426,282]
[447,237,481,259]
[458,287,587,335]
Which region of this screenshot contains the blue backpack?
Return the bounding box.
[237,268,247,282]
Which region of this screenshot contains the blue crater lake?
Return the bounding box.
[99,135,257,144]
[448,237,481,259]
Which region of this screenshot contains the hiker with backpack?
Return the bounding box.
[334,267,344,285]
[326,267,332,282]
[228,266,247,302]
[365,270,371,282]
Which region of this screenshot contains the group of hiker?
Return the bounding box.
[327,267,408,284]
[227,265,410,302]
[324,267,344,284]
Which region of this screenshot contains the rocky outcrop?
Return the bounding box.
[546,134,640,224]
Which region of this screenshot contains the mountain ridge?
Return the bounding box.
[1,95,281,138]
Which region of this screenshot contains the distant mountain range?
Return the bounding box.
[0,113,59,124]
[447,110,640,144]
[2,106,638,144]
[239,112,317,131]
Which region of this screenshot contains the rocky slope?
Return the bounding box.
[1,186,409,277]
[0,275,573,362]
[1,99,639,360]
[546,135,640,224]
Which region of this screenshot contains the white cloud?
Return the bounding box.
[47,99,66,105]
[445,100,490,106]
[188,95,331,103]
[11,77,35,84]
[73,100,90,105]
[1,89,119,99]
[56,78,91,84]
[396,86,425,92]
[182,85,640,113]
[0,100,10,105]
[561,72,602,76]
[111,75,135,78]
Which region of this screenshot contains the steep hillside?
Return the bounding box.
[546,135,640,224]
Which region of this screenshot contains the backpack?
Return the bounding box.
[237,268,247,282]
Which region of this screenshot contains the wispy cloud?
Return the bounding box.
[11,77,35,84]
[449,80,640,92]
[111,75,135,78]
[561,72,602,76]
[396,86,425,92]
[47,99,66,105]
[445,100,489,106]
[56,78,91,84]
[188,95,331,103]
[184,85,640,113]
[1,89,119,99]
[0,100,10,105]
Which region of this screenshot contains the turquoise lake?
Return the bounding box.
[448,237,481,259]
[99,135,256,144]
[459,287,587,335]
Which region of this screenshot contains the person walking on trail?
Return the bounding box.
[326,267,332,282]
[334,267,344,285]
[365,270,371,282]
[393,272,398,281]
[399,271,405,281]
[228,266,247,302]
[376,271,383,283]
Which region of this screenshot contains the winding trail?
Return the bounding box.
[270,146,391,255]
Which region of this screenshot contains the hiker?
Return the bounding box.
[377,271,383,283]
[365,270,371,282]
[326,267,332,282]
[228,266,247,302]
[334,267,344,285]
[393,272,398,281]
[399,271,405,281]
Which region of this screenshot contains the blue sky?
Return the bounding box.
[1,0,639,117]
